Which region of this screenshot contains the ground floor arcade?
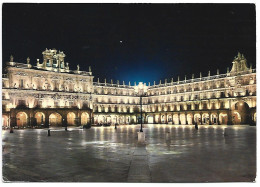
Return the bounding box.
[3,108,92,128]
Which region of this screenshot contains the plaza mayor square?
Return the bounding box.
[1,3,256,183]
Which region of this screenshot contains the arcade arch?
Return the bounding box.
[16,112,28,127]
[49,112,62,126]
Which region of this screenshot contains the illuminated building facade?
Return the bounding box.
[2,49,256,128]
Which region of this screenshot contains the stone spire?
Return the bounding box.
[27,57,30,64]
[10,55,14,62]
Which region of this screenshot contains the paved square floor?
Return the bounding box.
[2,124,256,182]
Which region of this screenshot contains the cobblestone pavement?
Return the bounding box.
[2,124,256,182]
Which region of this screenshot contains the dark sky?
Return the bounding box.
[2,3,256,84]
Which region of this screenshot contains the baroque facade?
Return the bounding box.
[2,49,256,128]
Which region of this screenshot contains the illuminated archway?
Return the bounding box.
[67,112,76,126]
[147,115,154,124]
[211,113,218,124]
[173,114,179,124]
[2,115,9,128]
[180,114,186,124]
[106,116,112,123]
[194,113,201,124]
[202,113,209,124]
[232,111,241,124]
[16,112,28,127]
[49,112,62,126]
[161,115,166,123]
[155,115,159,123]
[219,113,228,125]
[81,112,90,125]
[187,114,193,125]
[167,115,172,123]
[35,112,45,126]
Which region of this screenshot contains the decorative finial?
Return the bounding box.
[165,79,167,84]
[66,62,69,67]
[192,74,194,79]
[37,59,40,64]
[10,55,14,62]
[148,82,150,86]
[129,81,131,86]
[111,79,113,84]
[185,75,187,81]
[104,78,107,84]
[27,57,30,64]
[250,63,252,70]
[154,81,156,85]
[237,52,241,59]
[171,78,173,83]
[123,81,125,85]
[200,72,202,79]
[77,64,80,71]
[97,78,99,83]
[217,69,219,75]
[178,76,180,83]
[227,67,229,73]
[89,66,91,72]
[159,80,161,85]
[134,82,136,86]
[117,80,119,85]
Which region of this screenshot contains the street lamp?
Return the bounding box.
[134,82,148,132]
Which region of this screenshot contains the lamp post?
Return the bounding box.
[135,82,148,133]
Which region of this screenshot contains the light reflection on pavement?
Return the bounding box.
[2,124,256,182]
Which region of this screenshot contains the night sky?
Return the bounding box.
[2,3,256,85]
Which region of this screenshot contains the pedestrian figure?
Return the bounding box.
[10,127,14,133]
[195,122,198,130]
[115,123,117,129]
[48,129,51,136]
[65,126,68,131]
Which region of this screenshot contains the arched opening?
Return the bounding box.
[211,113,218,124]
[81,112,90,125]
[126,116,130,124]
[161,115,166,123]
[2,115,9,128]
[131,116,136,124]
[180,114,186,124]
[187,114,193,125]
[106,116,112,123]
[67,112,76,126]
[194,113,201,124]
[16,112,28,127]
[167,115,172,123]
[155,115,159,123]
[147,115,154,124]
[202,113,209,124]
[219,113,228,125]
[35,112,45,126]
[232,111,241,124]
[232,101,250,124]
[173,114,179,124]
[49,113,62,126]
